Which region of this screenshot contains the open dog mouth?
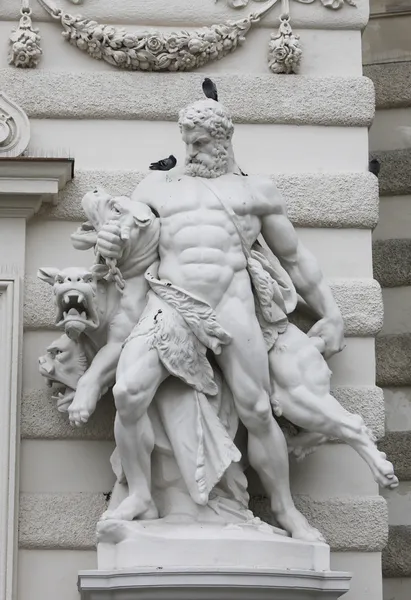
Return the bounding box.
[56,291,98,327]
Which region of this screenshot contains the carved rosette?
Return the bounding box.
[0,93,30,157]
[9,6,42,68]
[268,16,302,74]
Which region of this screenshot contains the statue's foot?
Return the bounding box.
[370,452,399,489]
[275,507,325,543]
[102,494,159,521]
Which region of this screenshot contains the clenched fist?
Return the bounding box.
[307,316,345,360]
[95,222,125,261]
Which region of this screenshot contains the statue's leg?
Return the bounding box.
[270,324,398,489]
[215,300,324,542]
[102,335,168,521]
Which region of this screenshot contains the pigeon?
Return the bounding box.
[149,155,177,171]
[202,77,218,102]
[368,158,380,178]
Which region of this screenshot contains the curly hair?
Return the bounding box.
[178,99,234,141]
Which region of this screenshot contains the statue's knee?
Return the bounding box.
[254,397,272,427]
[113,382,129,414]
[240,392,272,432]
[114,379,152,421]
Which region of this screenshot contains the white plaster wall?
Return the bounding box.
[28,120,369,173]
[26,220,373,279]
[374,196,411,241]
[369,109,411,152]
[383,579,411,600]
[380,288,411,335]
[0,0,370,28]
[18,550,97,600]
[363,14,411,65]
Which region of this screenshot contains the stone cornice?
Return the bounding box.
[0,158,74,219]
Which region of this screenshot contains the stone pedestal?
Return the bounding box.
[78,567,351,600]
[78,521,351,600]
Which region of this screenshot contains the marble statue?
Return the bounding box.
[38,84,398,552]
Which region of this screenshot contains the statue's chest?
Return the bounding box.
[154,177,254,217]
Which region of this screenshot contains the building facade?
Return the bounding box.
[0,0,407,599]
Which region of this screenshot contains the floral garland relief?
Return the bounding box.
[9,0,357,71]
[9,0,42,67]
[35,0,278,71]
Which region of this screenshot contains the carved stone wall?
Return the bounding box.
[0,2,384,600]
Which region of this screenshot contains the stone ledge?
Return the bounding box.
[21,389,115,441]
[36,170,379,229]
[373,239,411,288]
[0,70,375,127]
[18,493,387,552]
[370,149,411,197]
[383,526,411,578]
[379,431,411,482]
[24,277,383,336]
[0,0,369,29]
[376,334,411,387]
[21,386,384,441]
[364,62,411,110]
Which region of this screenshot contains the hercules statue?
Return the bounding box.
[90,95,363,542]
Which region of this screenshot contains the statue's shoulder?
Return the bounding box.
[245,175,285,214]
[131,171,167,207]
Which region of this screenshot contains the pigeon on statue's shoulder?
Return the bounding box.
[149,155,177,171]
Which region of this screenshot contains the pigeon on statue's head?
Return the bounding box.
[202,77,218,102]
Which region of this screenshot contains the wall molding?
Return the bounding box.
[0,277,21,600]
[20,385,385,441]
[18,492,387,552]
[36,170,379,229]
[23,276,384,336]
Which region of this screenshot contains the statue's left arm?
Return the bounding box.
[259,182,344,358]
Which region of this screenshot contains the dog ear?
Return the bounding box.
[131,202,154,228]
[37,267,62,285]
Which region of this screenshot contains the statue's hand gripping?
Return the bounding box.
[95,222,126,261]
[307,315,345,360]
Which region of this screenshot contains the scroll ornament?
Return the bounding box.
[0,93,31,157]
[9,0,42,68]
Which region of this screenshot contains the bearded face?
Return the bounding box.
[181,125,230,179]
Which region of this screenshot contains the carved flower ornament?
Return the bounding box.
[11,0,356,72]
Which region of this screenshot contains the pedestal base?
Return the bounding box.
[78,520,351,599]
[96,519,330,572]
[78,567,352,600]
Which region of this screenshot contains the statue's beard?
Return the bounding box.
[185,142,229,179]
